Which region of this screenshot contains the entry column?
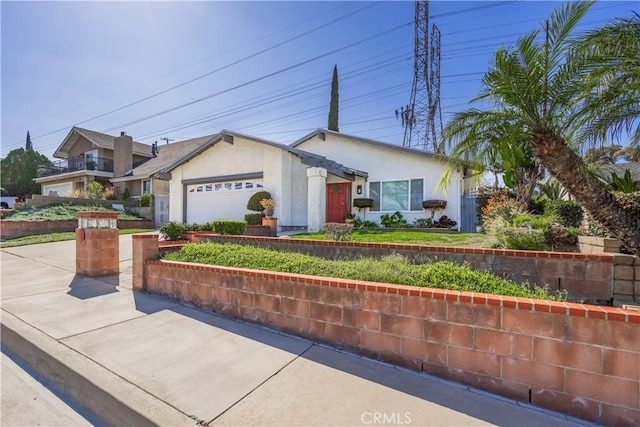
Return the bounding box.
[307,167,327,233]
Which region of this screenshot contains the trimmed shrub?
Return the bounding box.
[121,187,131,201]
[244,213,263,225]
[353,218,379,228]
[498,227,546,251]
[87,181,104,200]
[544,200,583,228]
[139,192,151,207]
[247,191,272,212]
[212,220,246,235]
[380,211,409,228]
[159,221,185,241]
[325,222,354,241]
[414,218,434,228]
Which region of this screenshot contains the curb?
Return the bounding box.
[0,310,196,426]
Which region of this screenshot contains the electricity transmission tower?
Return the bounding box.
[396,1,443,153]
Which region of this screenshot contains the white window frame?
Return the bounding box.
[142,179,152,194]
[369,179,424,212]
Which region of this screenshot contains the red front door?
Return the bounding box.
[326,183,351,223]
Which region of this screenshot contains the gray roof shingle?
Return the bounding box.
[128,135,217,178]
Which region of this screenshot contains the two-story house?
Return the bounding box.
[35,127,154,197]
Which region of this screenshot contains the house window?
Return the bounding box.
[369,179,424,212]
[410,179,423,210]
[142,180,151,194]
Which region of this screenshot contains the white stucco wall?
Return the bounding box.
[296,133,463,226]
[168,136,307,226]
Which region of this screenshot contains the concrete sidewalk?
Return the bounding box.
[1,236,590,426]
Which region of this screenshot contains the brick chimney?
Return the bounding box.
[113,131,133,178]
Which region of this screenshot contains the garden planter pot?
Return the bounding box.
[262,217,277,237]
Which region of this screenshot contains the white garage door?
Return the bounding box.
[42,182,73,197]
[186,178,264,224]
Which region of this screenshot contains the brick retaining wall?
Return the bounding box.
[132,234,639,425]
[189,234,639,304]
[0,219,152,239]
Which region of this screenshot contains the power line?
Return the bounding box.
[7,1,384,148]
[101,21,412,133]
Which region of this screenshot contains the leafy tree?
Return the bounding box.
[327,65,339,131]
[0,148,50,199]
[440,2,640,256]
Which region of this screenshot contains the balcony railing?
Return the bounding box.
[39,154,114,177]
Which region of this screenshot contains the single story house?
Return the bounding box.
[157,129,472,231]
[37,126,472,231]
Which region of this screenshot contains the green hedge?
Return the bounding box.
[163,243,564,300]
[212,220,246,235]
[244,213,263,225]
[544,200,583,228]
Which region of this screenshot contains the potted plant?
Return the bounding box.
[260,198,275,217]
[86,159,96,170]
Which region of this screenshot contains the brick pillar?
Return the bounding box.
[76,212,119,276]
[132,234,159,291]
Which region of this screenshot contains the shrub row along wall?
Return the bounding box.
[188,233,639,305]
[0,219,152,239]
[132,234,640,426]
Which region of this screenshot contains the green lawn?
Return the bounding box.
[292,229,497,248]
[0,229,152,248]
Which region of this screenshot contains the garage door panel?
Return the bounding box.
[42,183,73,197]
[186,179,264,224]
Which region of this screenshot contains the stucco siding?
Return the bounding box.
[297,134,463,225]
[168,136,307,226]
[67,137,94,158]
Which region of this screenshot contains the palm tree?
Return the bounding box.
[440,1,640,255]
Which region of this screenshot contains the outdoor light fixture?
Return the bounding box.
[357,185,362,195]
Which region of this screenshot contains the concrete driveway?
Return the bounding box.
[1,235,589,426]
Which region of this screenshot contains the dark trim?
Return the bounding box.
[182,184,188,223]
[182,172,263,186]
[221,134,234,144]
[154,172,172,181]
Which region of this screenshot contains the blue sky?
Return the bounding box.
[1,1,637,160]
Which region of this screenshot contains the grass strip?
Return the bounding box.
[163,242,563,300]
[0,229,152,248]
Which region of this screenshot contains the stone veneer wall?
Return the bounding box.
[133,234,640,426]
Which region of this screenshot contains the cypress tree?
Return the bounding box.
[25,131,33,151]
[327,65,339,131]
